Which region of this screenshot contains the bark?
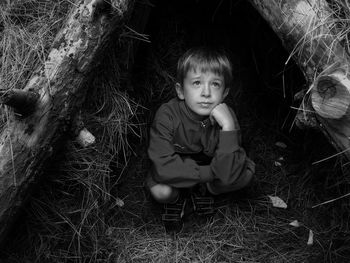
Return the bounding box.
[249,0,350,160]
[0,0,132,243]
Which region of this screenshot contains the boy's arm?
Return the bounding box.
[207,129,249,185]
[201,104,254,185]
[148,107,213,188]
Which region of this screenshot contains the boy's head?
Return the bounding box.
[176,47,233,88]
[175,47,233,117]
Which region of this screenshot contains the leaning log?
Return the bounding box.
[0,0,132,244]
[249,0,350,160]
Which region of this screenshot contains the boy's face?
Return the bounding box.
[176,69,229,117]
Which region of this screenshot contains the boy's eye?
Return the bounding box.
[212,82,222,88]
[193,81,201,86]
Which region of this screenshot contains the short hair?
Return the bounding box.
[176,47,233,89]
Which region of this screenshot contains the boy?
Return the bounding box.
[147,47,255,232]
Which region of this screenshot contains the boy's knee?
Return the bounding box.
[150,184,177,203]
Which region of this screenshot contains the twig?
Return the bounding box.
[312,192,350,208]
[5,107,16,186]
[312,147,350,165]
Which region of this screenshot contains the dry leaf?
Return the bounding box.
[307,230,314,245]
[105,227,114,236]
[275,141,287,149]
[289,220,300,227]
[115,197,125,207]
[268,195,288,209]
[274,161,282,167]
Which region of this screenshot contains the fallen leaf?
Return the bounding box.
[274,161,282,167]
[289,220,300,227]
[275,141,287,149]
[105,227,114,236]
[307,230,314,246]
[115,197,125,207]
[268,195,288,209]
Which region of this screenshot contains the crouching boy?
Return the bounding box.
[146,47,255,232]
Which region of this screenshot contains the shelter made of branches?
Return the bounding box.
[1,0,350,262]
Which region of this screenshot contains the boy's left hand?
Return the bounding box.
[210,103,235,131]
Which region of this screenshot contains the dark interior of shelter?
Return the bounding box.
[3,0,350,261]
[126,0,350,258]
[132,0,326,158]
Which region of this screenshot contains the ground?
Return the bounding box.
[3,119,350,262]
[101,113,350,262]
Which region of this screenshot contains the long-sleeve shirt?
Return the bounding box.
[147,98,255,188]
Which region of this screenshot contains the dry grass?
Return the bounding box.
[285,0,350,68]
[326,0,350,56]
[0,0,71,131]
[0,0,70,92]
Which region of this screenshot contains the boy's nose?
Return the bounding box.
[201,84,211,97]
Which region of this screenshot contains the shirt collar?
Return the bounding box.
[179,99,211,125]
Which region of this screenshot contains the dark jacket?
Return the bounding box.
[147,98,255,188]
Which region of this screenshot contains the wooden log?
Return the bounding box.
[0,0,132,244]
[249,0,350,160]
[311,70,350,119]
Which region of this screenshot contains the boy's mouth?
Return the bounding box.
[198,102,212,108]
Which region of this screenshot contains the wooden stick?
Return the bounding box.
[0,89,39,117]
[312,192,350,208]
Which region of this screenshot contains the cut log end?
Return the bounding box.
[311,72,350,119]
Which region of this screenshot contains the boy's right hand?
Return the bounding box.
[210,103,236,131]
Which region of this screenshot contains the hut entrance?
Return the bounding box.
[111,0,350,261]
[126,0,346,196]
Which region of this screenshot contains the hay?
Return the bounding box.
[0,0,71,92]
[0,0,71,131]
[326,0,350,56]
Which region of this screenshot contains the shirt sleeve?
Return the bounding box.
[148,107,213,188]
[199,109,254,186]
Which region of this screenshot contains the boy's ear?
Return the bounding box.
[175,83,185,100]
